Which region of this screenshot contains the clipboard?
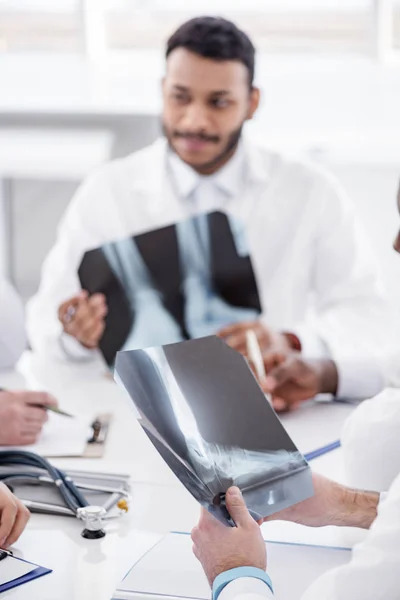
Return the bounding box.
[83,412,113,458]
[0,549,52,594]
[0,413,113,459]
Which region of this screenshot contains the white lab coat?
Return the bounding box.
[0,277,26,370]
[341,388,400,492]
[220,470,400,600]
[26,136,392,396]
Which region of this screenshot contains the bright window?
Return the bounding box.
[0,0,399,58]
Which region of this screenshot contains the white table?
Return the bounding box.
[0,353,361,600]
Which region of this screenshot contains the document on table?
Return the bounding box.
[113,532,351,600]
[0,555,34,585]
[0,551,52,592]
[0,412,93,457]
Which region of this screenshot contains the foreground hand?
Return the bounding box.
[58,291,108,349]
[260,354,338,412]
[191,487,266,586]
[263,472,378,530]
[0,390,58,446]
[0,482,30,548]
[217,321,292,357]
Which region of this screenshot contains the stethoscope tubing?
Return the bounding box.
[0,450,89,513]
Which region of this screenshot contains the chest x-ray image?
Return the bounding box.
[115,336,313,525]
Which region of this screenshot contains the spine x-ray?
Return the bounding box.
[115,336,313,525]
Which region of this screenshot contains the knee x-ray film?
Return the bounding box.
[115,336,313,525]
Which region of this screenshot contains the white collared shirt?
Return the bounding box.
[26,135,394,398]
[167,140,247,213]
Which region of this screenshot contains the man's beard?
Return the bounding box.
[162,120,244,173]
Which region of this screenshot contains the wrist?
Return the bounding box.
[332,485,379,529]
[314,359,338,395]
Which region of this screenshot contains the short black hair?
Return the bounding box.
[166,16,256,87]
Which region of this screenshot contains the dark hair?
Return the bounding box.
[166,16,255,87]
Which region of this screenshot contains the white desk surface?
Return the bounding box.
[0,352,362,600]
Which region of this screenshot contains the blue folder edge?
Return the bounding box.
[171,531,351,553]
[304,439,341,462]
[0,558,52,594]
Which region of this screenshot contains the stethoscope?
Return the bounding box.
[0,450,130,539]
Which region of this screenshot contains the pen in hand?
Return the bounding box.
[246,329,266,379]
[246,330,272,405]
[33,404,74,418]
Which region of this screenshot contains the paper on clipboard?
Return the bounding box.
[0,412,93,458]
[0,554,34,585]
[0,550,52,593]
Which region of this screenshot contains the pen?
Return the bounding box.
[246,330,273,404]
[2,388,74,418]
[33,404,74,418]
[304,439,341,462]
[246,329,266,379]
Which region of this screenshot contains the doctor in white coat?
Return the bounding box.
[27,17,392,402]
[191,475,400,600]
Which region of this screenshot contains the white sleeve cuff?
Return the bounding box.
[219,578,274,600]
[291,324,331,359]
[59,332,96,361]
[335,358,385,400]
[379,491,388,505]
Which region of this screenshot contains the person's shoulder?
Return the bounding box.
[246,136,341,191]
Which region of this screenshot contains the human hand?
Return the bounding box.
[58,291,107,349]
[217,321,292,357]
[0,390,58,446]
[0,482,30,548]
[263,472,378,530]
[191,487,266,586]
[260,354,338,412]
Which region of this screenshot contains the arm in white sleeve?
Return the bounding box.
[219,577,274,600]
[26,167,115,361]
[294,170,392,400]
[219,478,399,600]
[335,358,385,399]
[301,472,400,600]
[0,278,27,369]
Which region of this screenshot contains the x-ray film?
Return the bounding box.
[115,336,313,525]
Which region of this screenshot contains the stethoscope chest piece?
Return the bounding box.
[78,505,107,539]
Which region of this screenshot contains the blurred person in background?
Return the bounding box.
[27,17,392,401]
